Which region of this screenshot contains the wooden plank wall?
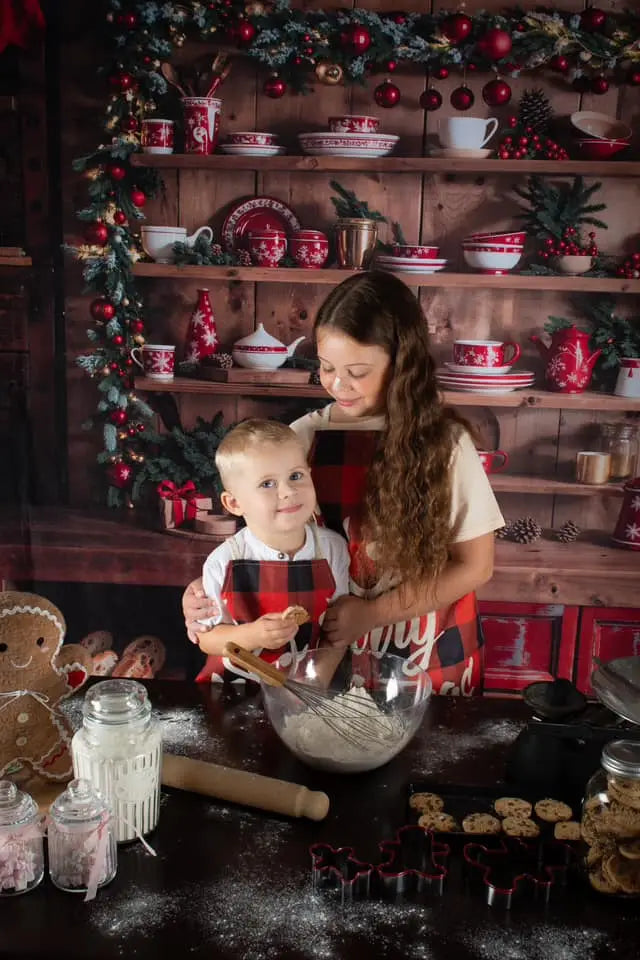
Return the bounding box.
[60,0,638,539]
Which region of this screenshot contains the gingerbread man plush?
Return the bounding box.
[0,591,92,781]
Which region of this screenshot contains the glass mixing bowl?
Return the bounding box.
[261,648,432,774]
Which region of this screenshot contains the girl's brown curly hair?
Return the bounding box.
[314,271,470,592]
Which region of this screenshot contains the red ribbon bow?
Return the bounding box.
[157,480,201,527]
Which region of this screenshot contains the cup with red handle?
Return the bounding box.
[453,339,521,368]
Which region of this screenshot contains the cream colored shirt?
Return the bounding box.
[290,404,505,543]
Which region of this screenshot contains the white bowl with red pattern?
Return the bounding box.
[392,244,440,260]
[463,248,523,274]
[466,231,526,245]
[290,230,329,269]
[298,132,398,157]
[328,115,380,134]
[227,131,278,146]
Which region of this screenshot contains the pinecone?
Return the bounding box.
[310,369,321,385]
[554,520,581,543]
[518,88,553,134]
[496,523,512,540]
[203,352,233,369]
[509,516,543,544]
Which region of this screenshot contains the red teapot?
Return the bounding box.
[530,326,602,393]
[612,477,640,551]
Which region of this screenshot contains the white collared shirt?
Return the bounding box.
[201,524,350,626]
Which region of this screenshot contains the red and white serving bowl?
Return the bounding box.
[463,247,523,275]
[298,132,398,158]
[328,115,380,134]
[570,111,631,142]
[227,131,279,146]
[574,138,629,160]
[463,243,523,254]
[392,244,440,260]
[247,229,287,268]
[466,231,526,246]
[289,229,329,269]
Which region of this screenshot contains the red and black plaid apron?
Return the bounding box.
[196,527,336,683]
[310,429,484,696]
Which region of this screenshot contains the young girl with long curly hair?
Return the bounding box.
[183,271,504,695]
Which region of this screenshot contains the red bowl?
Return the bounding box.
[575,138,629,160]
[392,244,440,259]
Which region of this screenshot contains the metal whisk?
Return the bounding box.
[223,643,399,749]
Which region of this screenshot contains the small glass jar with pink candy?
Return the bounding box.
[0,780,44,896]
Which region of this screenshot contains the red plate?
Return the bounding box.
[222,195,301,252]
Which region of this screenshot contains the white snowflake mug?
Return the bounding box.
[131,344,175,381]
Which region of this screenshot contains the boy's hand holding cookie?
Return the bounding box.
[244,613,299,651]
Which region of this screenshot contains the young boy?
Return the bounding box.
[194,419,350,683]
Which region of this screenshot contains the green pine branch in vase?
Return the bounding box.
[329,180,387,223]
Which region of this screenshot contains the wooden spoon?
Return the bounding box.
[160,61,188,97]
[206,61,231,98]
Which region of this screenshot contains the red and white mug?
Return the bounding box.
[247,229,287,268]
[181,97,222,155]
[453,339,521,368]
[141,119,174,155]
[289,230,329,269]
[131,344,175,381]
[477,450,509,474]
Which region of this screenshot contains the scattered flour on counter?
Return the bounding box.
[412,718,524,776]
[458,923,608,960]
[159,706,220,759]
[280,684,410,773]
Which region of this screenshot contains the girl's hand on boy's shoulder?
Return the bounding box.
[250,614,298,650]
[322,596,375,648]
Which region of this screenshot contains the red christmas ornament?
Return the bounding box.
[441,13,473,45]
[112,334,124,346]
[90,297,116,322]
[629,70,640,86]
[116,12,138,30]
[450,85,475,111]
[550,55,569,74]
[131,319,145,334]
[477,28,513,61]
[130,188,146,207]
[122,115,138,132]
[591,75,609,95]
[342,25,371,54]
[435,66,449,80]
[109,71,135,92]
[109,410,127,426]
[580,7,606,32]
[85,222,109,246]
[482,78,512,107]
[374,80,401,108]
[386,61,398,72]
[263,74,286,98]
[236,20,256,46]
[420,88,443,112]
[393,14,405,25]
[107,462,133,490]
[113,210,127,226]
[106,163,126,181]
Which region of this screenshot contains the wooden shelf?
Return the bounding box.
[135,377,640,412]
[0,255,32,267]
[0,508,637,605]
[490,475,624,497]
[131,154,640,178]
[132,263,640,294]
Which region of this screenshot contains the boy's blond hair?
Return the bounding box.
[215,419,303,490]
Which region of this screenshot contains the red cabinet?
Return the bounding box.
[575,607,640,695]
[479,602,578,696]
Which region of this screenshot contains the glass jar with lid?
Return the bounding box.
[598,422,638,482]
[0,780,44,896]
[581,740,640,896]
[48,778,117,897]
[71,680,162,843]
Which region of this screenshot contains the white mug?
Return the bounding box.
[140,225,213,264]
[439,116,499,150]
[614,358,640,399]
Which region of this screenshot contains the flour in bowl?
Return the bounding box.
[280,684,410,773]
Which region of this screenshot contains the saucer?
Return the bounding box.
[445,362,514,376]
[430,147,493,159]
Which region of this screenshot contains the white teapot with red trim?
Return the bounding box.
[232,323,305,371]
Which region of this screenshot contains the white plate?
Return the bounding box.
[437,372,535,384]
[377,256,447,266]
[438,384,526,395]
[299,132,399,144]
[220,145,285,156]
[444,362,514,376]
[299,146,395,157]
[378,265,446,274]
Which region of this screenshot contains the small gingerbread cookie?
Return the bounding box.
[553,820,581,841]
[494,797,532,820]
[534,798,573,823]
[502,817,540,838]
[281,606,310,626]
[462,813,501,835]
[418,812,459,832]
[619,838,640,860]
[409,792,444,814]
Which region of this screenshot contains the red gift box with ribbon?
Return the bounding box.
[157,480,213,530]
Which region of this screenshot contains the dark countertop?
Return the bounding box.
[4,682,639,960]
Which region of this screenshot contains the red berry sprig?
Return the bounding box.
[496,118,569,161]
[537,229,598,261]
[616,251,640,279]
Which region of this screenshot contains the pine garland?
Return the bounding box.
[74,1,640,504]
[329,180,387,222]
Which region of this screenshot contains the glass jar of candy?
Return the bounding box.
[0,780,44,896]
[581,740,640,896]
[71,680,162,843]
[48,778,117,897]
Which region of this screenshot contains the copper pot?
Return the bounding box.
[335,218,378,269]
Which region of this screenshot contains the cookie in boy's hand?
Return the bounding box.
[281,605,310,626]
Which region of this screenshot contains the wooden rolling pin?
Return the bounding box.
[161,752,330,821]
